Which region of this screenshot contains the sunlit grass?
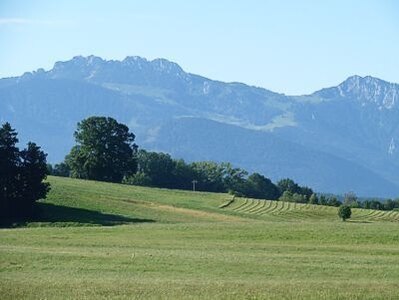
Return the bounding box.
[1,176,398,299]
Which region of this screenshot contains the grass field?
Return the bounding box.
[1,176,399,299]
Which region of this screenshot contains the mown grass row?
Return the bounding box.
[223,198,399,222]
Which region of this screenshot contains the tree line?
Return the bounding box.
[49,116,315,202]
[48,116,399,211]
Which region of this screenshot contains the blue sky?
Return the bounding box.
[0,0,398,95]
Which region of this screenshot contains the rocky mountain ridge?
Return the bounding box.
[1,55,398,197]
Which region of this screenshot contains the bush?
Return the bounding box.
[279,191,293,202]
[308,194,319,204]
[338,205,352,221]
[123,172,152,186]
[328,196,342,207]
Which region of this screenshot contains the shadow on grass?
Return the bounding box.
[1,202,154,228]
[347,219,373,224]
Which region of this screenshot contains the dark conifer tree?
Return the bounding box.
[0,123,49,220]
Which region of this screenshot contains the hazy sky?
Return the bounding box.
[1,0,398,95]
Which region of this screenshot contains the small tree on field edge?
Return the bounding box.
[338,205,351,221]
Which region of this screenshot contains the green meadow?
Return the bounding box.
[1,176,399,299]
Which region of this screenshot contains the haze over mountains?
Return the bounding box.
[1,55,398,197]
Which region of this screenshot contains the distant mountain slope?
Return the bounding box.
[277,75,399,187]
[1,55,398,197]
[145,117,399,196]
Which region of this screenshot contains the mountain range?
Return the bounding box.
[1,55,398,197]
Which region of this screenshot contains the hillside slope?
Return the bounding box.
[24,176,399,226]
[149,117,399,197]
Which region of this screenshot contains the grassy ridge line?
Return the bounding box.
[30,176,254,226]
[22,176,399,226]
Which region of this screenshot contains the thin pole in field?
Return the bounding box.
[192,180,198,192]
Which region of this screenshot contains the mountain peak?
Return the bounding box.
[314,75,398,110]
[338,75,398,109]
[340,75,389,87]
[54,55,105,68]
[28,54,192,88]
[150,58,185,76]
[123,55,146,61]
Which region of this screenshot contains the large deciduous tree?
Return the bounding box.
[134,150,177,188]
[277,178,301,194]
[66,116,137,182]
[243,173,280,200]
[277,178,314,202]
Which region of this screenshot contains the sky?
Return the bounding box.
[0,0,398,95]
